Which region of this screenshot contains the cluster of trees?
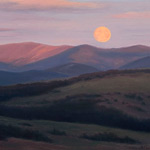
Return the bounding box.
[49,128,67,136]
[74,69,150,82]
[0,95,150,132]
[0,124,51,142]
[124,94,144,101]
[80,132,138,144]
[0,80,69,101]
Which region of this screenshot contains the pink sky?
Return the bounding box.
[0,0,150,48]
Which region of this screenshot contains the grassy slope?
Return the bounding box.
[0,116,150,150]
[60,73,150,93]
[3,72,150,104]
[2,71,150,119]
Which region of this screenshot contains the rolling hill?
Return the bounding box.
[0,69,150,150]
[0,63,98,85]
[0,69,150,122]
[120,56,150,69]
[0,70,68,86]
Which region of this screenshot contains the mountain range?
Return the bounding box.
[0,42,150,85]
[0,42,150,72]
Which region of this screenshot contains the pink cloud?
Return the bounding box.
[113,11,150,19]
[0,28,15,32]
[0,0,104,11]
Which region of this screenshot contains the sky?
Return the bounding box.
[0,0,150,48]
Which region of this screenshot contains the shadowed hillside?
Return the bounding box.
[49,63,98,76]
[0,63,98,85]
[120,56,150,69]
[0,70,68,86]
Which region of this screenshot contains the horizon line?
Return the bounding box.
[0,41,149,49]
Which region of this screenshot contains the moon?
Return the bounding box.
[94,26,111,43]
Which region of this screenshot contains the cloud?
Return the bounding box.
[0,0,105,11]
[113,11,150,19]
[0,28,18,38]
[0,28,15,32]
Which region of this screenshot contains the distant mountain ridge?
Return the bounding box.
[0,42,73,66]
[120,56,150,69]
[0,42,150,71]
[0,63,98,85]
[49,63,98,76]
[0,70,68,86]
[22,44,150,71]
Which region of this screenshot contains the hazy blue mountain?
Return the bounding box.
[0,70,68,85]
[120,56,150,69]
[0,63,99,85]
[49,63,98,76]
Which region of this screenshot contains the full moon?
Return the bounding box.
[94,26,111,43]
